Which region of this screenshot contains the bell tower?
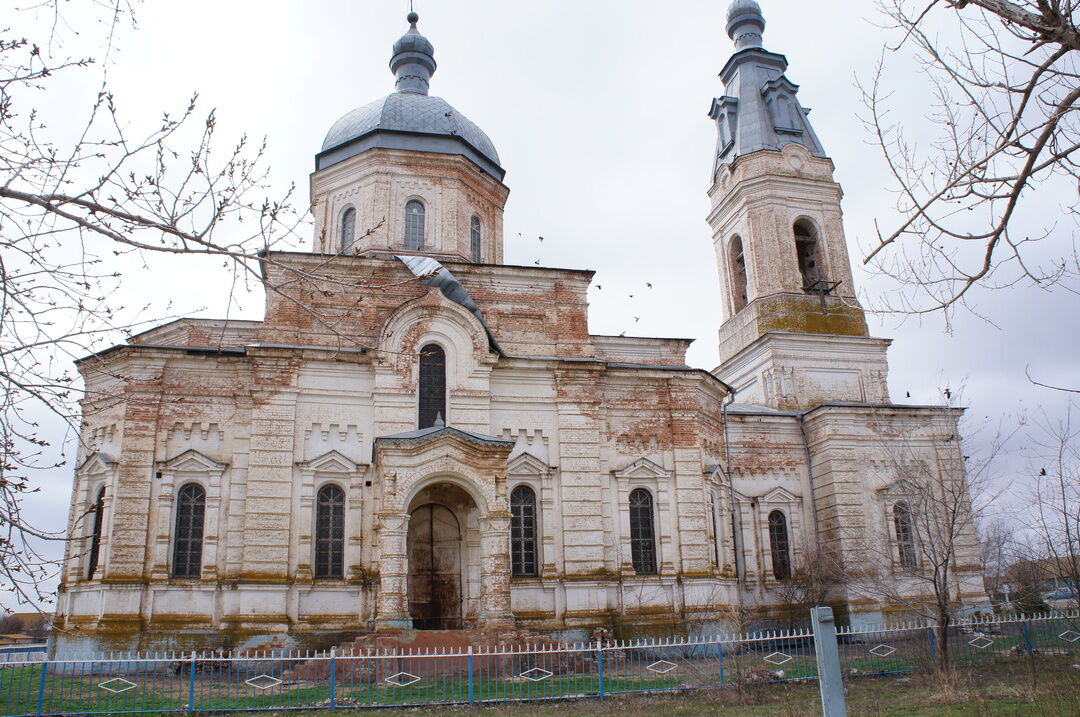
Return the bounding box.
[709,1,891,410]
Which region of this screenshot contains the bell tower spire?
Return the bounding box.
[709,1,891,410]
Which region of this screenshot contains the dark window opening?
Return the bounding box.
[341,207,356,252]
[405,200,425,250]
[418,344,446,429]
[315,484,345,579]
[768,509,791,580]
[172,483,206,579]
[470,215,482,262]
[629,488,657,575]
[794,220,823,290]
[894,502,918,569]
[730,236,748,312]
[87,486,105,579]
[510,485,538,577]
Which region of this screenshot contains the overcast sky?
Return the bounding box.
[4,0,1077,610]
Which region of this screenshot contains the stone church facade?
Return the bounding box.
[56,2,986,654]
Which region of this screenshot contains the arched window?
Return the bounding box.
[405,200,425,250]
[418,343,446,429]
[768,510,792,580]
[470,215,482,262]
[629,488,657,575]
[315,484,345,579]
[730,236,748,312]
[340,207,356,252]
[172,483,206,579]
[893,502,917,569]
[87,486,105,579]
[794,219,823,290]
[510,485,538,577]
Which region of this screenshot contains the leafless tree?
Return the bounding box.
[977,517,1015,605]
[1021,402,1080,609]
[850,406,1011,675]
[0,2,390,610]
[774,538,847,629]
[861,1,1080,319]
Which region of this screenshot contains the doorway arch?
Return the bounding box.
[405,482,479,630]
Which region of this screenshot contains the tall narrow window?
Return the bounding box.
[418,344,446,429]
[470,215,482,262]
[768,510,791,580]
[629,488,657,575]
[894,502,917,569]
[341,207,356,252]
[405,200,425,250]
[510,485,538,577]
[315,484,345,579]
[794,219,823,290]
[172,483,206,579]
[709,492,721,568]
[730,236,748,312]
[86,486,105,579]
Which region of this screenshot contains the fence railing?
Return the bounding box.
[1,611,1076,716]
[0,646,45,665]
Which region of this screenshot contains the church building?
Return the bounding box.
[56,2,987,653]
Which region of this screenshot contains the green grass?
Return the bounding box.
[269,655,1080,716]
[1,628,1076,717]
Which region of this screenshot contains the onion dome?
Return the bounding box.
[317,13,503,181]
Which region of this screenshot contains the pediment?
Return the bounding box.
[78,452,116,476]
[298,450,365,474]
[760,486,800,504]
[703,464,730,486]
[613,457,671,480]
[160,449,228,473]
[507,451,549,476]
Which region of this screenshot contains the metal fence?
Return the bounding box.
[0,646,45,666]
[1,611,1076,716]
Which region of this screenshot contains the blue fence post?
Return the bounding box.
[329,647,337,708]
[187,651,197,713]
[717,641,725,685]
[467,646,474,703]
[596,640,604,700]
[34,657,48,717]
[1021,621,1033,655]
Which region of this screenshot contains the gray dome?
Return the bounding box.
[726,0,765,48]
[316,13,503,181]
[393,28,434,58]
[727,0,762,21]
[320,92,500,166]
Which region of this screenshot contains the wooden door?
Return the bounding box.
[407,504,462,629]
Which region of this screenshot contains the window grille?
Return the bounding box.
[172,484,206,579]
[315,484,345,579]
[418,344,446,429]
[629,488,657,575]
[510,485,538,577]
[341,207,356,252]
[470,215,482,262]
[405,200,425,250]
[87,486,105,579]
[894,502,918,569]
[768,510,791,580]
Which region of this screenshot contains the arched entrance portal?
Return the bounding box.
[407,504,462,629]
[406,483,478,630]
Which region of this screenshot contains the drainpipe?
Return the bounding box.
[721,387,746,615]
[798,411,822,539]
